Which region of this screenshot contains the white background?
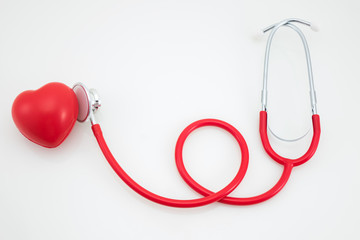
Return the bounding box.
[1,0,359,239]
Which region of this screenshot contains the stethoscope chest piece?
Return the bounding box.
[73,83,101,124]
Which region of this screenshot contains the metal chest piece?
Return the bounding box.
[73,83,101,125]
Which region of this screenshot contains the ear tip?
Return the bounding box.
[310,23,319,32]
[252,31,265,41]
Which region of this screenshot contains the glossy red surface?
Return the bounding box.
[12,82,78,148]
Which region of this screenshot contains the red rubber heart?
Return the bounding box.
[12,82,79,148]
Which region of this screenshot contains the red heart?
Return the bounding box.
[12,82,79,148]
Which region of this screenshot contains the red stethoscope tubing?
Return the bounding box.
[92,111,320,208]
[92,119,250,208]
[260,111,321,166]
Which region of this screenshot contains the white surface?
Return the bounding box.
[1,0,359,239]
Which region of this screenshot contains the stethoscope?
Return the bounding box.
[11,18,320,208]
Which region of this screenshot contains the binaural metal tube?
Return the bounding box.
[261,19,318,115]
